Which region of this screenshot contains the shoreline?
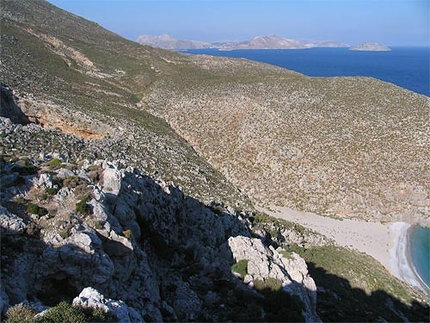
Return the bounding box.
[397,225,430,297]
[260,205,430,297]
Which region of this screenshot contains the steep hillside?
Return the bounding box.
[144,53,430,224]
[0,0,251,209]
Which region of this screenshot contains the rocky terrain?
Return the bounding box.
[0,117,324,322]
[144,61,430,224]
[1,0,429,322]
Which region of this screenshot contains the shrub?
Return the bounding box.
[253,277,283,292]
[26,203,48,216]
[45,187,58,195]
[5,304,37,323]
[47,158,62,170]
[122,229,132,239]
[75,195,91,214]
[93,220,103,230]
[62,176,82,188]
[37,301,117,323]
[39,301,86,323]
[231,259,248,278]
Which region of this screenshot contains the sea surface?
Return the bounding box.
[410,226,430,290]
[184,47,429,97]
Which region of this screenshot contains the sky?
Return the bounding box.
[47,0,429,46]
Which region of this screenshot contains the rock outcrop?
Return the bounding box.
[228,236,319,322]
[0,136,319,321]
[72,287,143,323]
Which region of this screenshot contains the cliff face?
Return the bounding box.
[0,118,319,322]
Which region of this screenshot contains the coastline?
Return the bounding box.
[395,225,430,297]
[260,206,430,297]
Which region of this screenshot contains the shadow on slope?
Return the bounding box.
[0,83,31,125]
[307,262,429,322]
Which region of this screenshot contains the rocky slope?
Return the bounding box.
[0,117,321,321]
[1,118,428,322]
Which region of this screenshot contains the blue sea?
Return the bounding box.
[185,47,429,97]
[410,227,430,290]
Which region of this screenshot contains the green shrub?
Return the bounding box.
[5,304,37,323]
[75,195,91,214]
[26,203,48,216]
[253,277,283,292]
[39,301,86,323]
[38,301,117,323]
[47,158,63,170]
[45,187,58,195]
[231,259,248,278]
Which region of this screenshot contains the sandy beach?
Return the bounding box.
[260,206,430,296]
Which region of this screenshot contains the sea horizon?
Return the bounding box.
[184,47,430,97]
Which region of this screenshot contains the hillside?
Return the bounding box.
[0,0,252,210]
[1,0,429,322]
[143,56,429,224]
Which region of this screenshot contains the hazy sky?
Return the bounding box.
[48,0,429,46]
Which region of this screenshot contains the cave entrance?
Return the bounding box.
[36,272,79,306]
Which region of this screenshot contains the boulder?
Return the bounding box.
[228,235,320,322]
[0,205,26,235]
[73,287,143,323]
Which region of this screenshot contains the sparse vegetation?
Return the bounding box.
[26,203,48,216]
[288,244,430,321]
[231,259,248,278]
[122,229,132,239]
[75,195,91,214]
[4,304,37,323]
[47,158,62,170]
[5,301,117,323]
[253,277,283,292]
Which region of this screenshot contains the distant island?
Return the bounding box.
[136,34,349,50]
[350,42,391,51]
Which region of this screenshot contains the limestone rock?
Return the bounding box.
[34,173,54,189]
[0,206,26,235]
[73,287,143,323]
[228,235,320,322]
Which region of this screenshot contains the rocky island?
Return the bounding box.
[137,33,349,50]
[350,42,391,51]
[1,0,429,322]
